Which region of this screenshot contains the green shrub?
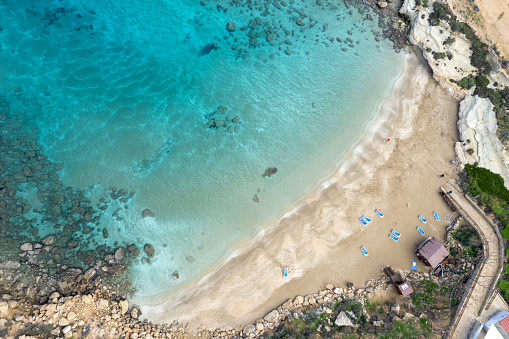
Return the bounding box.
[432,51,446,60]
[443,37,456,45]
[452,76,475,90]
[498,279,509,299]
[465,164,509,200]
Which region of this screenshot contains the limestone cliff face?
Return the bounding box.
[400,0,475,99]
[455,96,509,187]
[402,0,509,187]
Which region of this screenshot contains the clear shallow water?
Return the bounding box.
[0,0,401,299]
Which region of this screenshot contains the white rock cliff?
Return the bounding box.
[455,95,509,187]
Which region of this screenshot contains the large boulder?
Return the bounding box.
[142,209,155,218]
[243,324,255,335]
[264,309,279,322]
[334,311,355,327]
[119,300,129,315]
[226,22,236,32]
[57,268,83,293]
[20,243,33,251]
[0,300,8,315]
[41,235,56,246]
[144,244,155,258]
[114,247,125,261]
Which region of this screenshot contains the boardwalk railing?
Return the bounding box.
[442,179,505,339]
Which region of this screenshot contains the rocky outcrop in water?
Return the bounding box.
[204,105,242,133]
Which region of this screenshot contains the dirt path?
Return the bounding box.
[442,180,504,339]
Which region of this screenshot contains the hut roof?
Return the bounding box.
[416,237,449,269]
[396,282,414,297]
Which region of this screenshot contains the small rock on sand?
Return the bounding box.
[142,209,155,218]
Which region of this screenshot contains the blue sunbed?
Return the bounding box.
[389,234,399,242]
[433,212,440,221]
[283,268,288,278]
[361,246,369,256]
[363,216,372,223]
[412,259,417,270]
[417,227,425,235]
[375,209,384,218]
[392,230,401,238]
[360,218,367,226]
[418,215,428,223]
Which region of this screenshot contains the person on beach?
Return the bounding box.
[439,174,445,178]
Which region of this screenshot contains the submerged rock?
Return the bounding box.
[144,244,155,258]
[226,22,236,32]
[198,43,218,57]
[114,247,125,261]
[142,208,155,218]
[262,167,278,178]
[217,105,228,114]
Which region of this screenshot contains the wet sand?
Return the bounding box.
[139,48,460,329]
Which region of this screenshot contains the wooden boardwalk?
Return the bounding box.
[442,180,505,339]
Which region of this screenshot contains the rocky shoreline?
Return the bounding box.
[0,215,481,338]
[1,0,504,337]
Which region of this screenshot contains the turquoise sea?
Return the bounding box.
[0,0,402,304]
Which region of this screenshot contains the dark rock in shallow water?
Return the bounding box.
[106,264,125,277]
[41,235,56,246]
[57,268,82,293]
[67,240,78,249]
[142,208,155,218]
[217,105,227,114]
[144,244,155,258]
[226,21,236,32]
[198,43,218,56]
[262,167,278,178]
[114,247,125,261]
[172,270,179,279]
[129,248,140,258]
[186,255,196,263]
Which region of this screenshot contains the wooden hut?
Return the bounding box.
[416,236,449,269]
[383,266,413,297]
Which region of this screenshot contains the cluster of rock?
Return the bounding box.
[195,0,406,61]
[0,275,421,338]
[204,105,242,133]
[0,94,160,312]
[400,0,476,98]
[0,216,479,338]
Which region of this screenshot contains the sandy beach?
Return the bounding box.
[139,48,460,329]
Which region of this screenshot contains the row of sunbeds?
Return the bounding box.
[360,211,441,256]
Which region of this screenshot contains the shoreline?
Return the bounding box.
[138,47,460,328]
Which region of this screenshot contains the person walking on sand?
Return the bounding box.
[439,174,445,178]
